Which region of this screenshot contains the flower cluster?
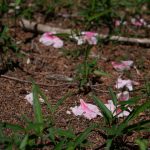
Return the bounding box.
[39,31,98,48]
[114,17,147,27]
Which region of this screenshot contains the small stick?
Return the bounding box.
[20,19,150,46]
[0,75,77,87]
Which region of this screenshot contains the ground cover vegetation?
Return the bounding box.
[0,0,150,149]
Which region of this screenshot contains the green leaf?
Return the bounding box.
[92,95,113,124]
[0,122,24,131]
[119,97,140,106]
[32,83,43,134]
[53,92,73,113]
[19,134,28,150]
[48,128,56,144]
[26,122,44,132]
[108,87,117,106]
[135,139,148,150]
[55,128,75,139]
[15,0,21,5]
[123,119,150,134]
[123,100,150,124]
[93,70,110,77]
[106,139,113,150]
[21,114,32,124]
[54,139,65,150]
[72,124,96,148]
[37,85,53,114]
[88,9,112,21]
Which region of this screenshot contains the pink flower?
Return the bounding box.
[105,100,131,117]
[70,99,101,120]
[117,91,129,101]
[115,78,139,91]
[115,20,121,27]
[131,18,147,27]
[71,31,98,45]
[39,32,63,48]
[82,32,98,45]
[111,60,133,71]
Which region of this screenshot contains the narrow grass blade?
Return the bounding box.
[119,97,140,106]
[48,128,56,144]
[55,128,75,139]
[54,139,65,150]
[53,92,73,113]
[0,122,24,131]
[92,95,113,124]
[135,139,148,150]
[123,119,150,134]
[123,100,150,124]
[19,134,28,150]
[37,85,53,114]
[73,124,96,148]
[32,83,43,134]
[108,87,117,106]
[106,139,113,150]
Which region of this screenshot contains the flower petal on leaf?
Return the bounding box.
[105,100,131,117]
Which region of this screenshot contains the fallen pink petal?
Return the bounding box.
[115,78,139,91]
[39,32,64,48]
[105,100,131,117]
[111,60,133,71]
[71,31,98,45]
[114,20,127,27]
[117,91,130,101]
[82,31,98,45]
[131,18,147,27]
[24,92,44,105]
[70,99,102,120]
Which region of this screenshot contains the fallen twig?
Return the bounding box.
[0,75,77,87]
[46,74,73,82]
[20,18,150,46]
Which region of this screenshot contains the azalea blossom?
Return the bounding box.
[115,78,139,91]
[111,60,133,71]
[117,91,129,101]
[39,32,63,48]
[105,100,131,117]
[131,18,147,27]
[70,99,102,120]
[24,93,44,105]
[71,31,98,45]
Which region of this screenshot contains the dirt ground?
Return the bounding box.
[0,6,150,149]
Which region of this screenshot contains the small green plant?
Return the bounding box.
[0,83,95,149]
[91,89,150,150]
[0,0,9,15]
[75,46,109,93]
[79,0,116,32]
[0,25,21,74]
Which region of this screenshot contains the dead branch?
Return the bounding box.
[20,18,71,34]
[20,18,150,46]
[0,75,77,87]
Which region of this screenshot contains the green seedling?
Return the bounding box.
[91,89,150,150]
